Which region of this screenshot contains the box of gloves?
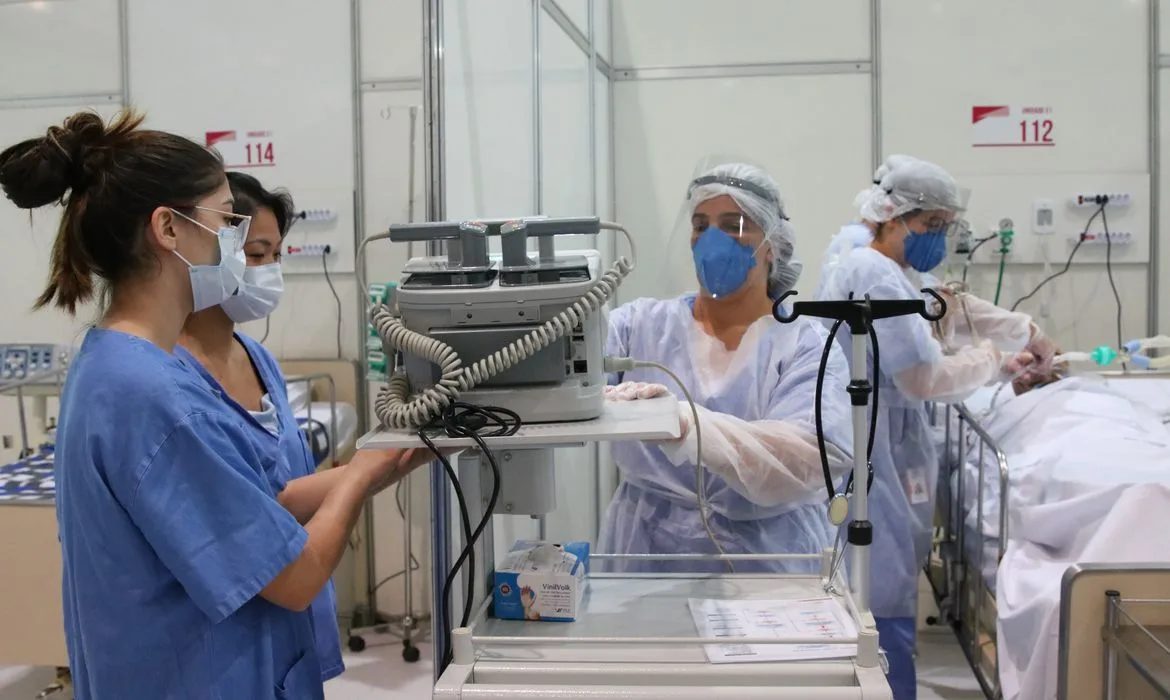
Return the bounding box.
[492,540,590,622]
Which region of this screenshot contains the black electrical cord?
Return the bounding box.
[1010,202,1106,312]
[812,304,878,502]
[259,315,271,343]
[961,235,998,284]
[422,402,520,674]
[321,250,343,359]
[1101,206,1125,355]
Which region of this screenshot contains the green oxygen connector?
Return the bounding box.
[1089,345,1118,366]
[997,218,1015,255]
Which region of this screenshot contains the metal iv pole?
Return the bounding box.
[772,290,946,618]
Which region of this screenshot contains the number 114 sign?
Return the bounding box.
[971,106,1055,148]
[205,129,278,169]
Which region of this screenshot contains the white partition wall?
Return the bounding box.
[358,0,430,623]
[610,0,1161,354]
[438,0,614,560]
[0,0,429,626]
[883,0,1153,352]
[1158,0,1170,334]
[610,0,875,303]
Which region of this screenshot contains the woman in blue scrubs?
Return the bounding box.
[176,172,347,682]
[0,111,426,699]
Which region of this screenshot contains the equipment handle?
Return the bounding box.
[772,289,947,331]
[388,216,601,242]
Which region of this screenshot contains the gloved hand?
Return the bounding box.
[604,381,671,401]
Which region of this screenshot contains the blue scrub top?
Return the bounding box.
[55,329,325,700]
[175,333,345,682]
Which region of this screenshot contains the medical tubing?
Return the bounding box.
[961,235,996,284]
[993,255,1007,306]
[1102,207,1125,361]
[632,360,734,574]
[355,230,393,310]
[1134,335,1170,351]
[372,224,637,429]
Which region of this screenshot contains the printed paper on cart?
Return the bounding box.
[687,596,859,663]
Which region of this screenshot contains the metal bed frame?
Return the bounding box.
[0,363,350,699]
[0,360,72,699]
[926,401,1010,700]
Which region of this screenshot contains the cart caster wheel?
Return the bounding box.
[925,616,939,626]
[402,641,421,663]
[348,635,367,653]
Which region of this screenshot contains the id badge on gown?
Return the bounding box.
[903,467,930,505]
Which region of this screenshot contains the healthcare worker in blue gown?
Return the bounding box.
[176,172,345,683]
[598,162,854,575]
[814,157,1034,700]
[0,110,427,700]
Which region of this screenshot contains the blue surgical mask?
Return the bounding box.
[170,208,249,312]
[692,225,757,297]
[902,228,948,272]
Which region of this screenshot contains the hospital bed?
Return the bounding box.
[926,372,1170,700]
[0,355,362,697]
[1060,563,1170,700]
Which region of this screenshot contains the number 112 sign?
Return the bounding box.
[971,106,1055,148]
[205,129,278,168]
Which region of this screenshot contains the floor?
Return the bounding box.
[0,630,986,699]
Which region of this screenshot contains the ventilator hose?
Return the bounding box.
[372,256,634,430]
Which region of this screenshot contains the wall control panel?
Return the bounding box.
[0,344,70,382]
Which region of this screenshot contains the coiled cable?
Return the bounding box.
[373,223,637,429]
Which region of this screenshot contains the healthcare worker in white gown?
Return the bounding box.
[827,154,1059,378]
[815,158,1037,700]
[598,162,853,575]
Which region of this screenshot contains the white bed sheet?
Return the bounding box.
[936,376,1170,700]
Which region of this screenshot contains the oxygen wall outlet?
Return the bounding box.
[1071,192,1131,208]
[285,243,334,257]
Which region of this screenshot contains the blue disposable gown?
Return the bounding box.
[177,333,345,682]
[55,329,324,699]
[598,296,853,574]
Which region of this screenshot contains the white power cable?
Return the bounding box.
[372,222,638,429]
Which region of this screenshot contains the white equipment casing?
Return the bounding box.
[394,250,607,424]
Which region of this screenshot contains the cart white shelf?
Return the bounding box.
[434,571,892,699]
[356,395,682,450]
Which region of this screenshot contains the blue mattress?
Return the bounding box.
[0,417,334,505]
[0,447,55,503]
[297,417,334,466]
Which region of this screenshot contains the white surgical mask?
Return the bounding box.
[171,208,249,312]
[221,263,284,323]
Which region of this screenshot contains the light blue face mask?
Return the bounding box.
[902,226,948,273]
[692,225,758,297]
[170,208,249,312]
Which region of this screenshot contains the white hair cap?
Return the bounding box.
[873,154,919,185]
[858,158,965,223]
[687,162,802,299]
[852,154,921,210]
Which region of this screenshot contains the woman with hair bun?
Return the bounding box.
[0,110,426,699]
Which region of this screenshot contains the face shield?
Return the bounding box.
[664,156,798,303]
